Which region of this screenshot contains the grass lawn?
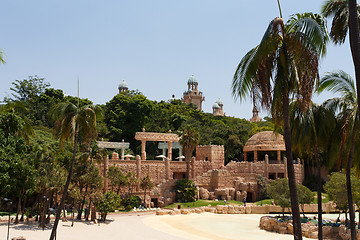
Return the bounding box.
[164,200,243,209]
[254,192,330,206]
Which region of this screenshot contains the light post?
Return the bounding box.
[3,198,12,240]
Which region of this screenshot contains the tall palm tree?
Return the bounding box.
[180,126,200,180]
[318,70,359,238]
[48,102,101,240]
[232,13,328,239]
[322,1,360,138]
[290,101,336,240]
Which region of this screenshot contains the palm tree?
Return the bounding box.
[290,101,336,239]
[317,70,359,238]
[322,1,360,135]
[180,126,200,180]
[140,175,154,207]
[48,102,101,240]
[232,13,328,239]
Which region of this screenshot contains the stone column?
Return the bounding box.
[264,154,269,179]
[136,155,141,179]
[103,156,109,193]
[244,152,247,162]
[141,140,146,160]
[254,150,258,162]
[191,156,196,179]
[168,141,172,161]
[165,157,170,180]
[277,150,281,164]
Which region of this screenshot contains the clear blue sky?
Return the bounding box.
[0,0,354,119]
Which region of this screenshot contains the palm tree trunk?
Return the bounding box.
[346,129,357,240]
[348,0,360,124]
[315,146,323,240]
[283,95,302,240]
[49,132,78,240]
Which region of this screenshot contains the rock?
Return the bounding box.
[180,209,190,215]
[239,183,248,191]
[157,200,164,208]
[199,188,210,200]
[236,191,242,201]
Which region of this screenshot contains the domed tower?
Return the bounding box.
[181,75,205,110]
[118,80,128,94]
[213,98,225,116]
[249,106,261,122]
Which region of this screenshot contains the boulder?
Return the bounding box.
[199,188,210,200]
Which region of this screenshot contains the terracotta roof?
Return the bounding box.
[243,131,285,152]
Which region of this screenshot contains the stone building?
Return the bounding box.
[181,75,205,111]
[212,98,225,116]
[249,106,261,122]
[101,130,304,207]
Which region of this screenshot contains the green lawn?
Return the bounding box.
[254,192,330,206]
[164,200,243,209]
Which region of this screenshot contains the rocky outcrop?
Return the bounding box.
[259,216,360,240]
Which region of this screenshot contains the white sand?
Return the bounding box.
[0,212,319,240]
[143,213,312,240]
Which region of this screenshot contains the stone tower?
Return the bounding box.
[212,98,225,116]
[249,106,261,122]
[118,80,128,94]
[181,75,205,110]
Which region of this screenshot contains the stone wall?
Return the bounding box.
[196,145,224,170]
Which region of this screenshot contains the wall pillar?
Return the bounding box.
[254,150,258,162]
[264,154,269,179]
[141,140,146,160]
[277,150,281,163]
[136,155,141,179]
[244,152,247,162]
[165,157,170,180]
[167,141,172,161]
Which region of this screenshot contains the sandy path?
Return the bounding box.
[143,212,312,240]
[0,213,188,240]
[0,212,316,240]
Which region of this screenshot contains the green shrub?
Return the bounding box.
[95,191,120,221]
[174,179,197,203]
[122,195,141,210]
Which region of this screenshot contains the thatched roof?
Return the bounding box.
[243,131,285,152]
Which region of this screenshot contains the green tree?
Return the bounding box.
[95,191,120,221]
[174,179,197,203]
[180,126,200,179]
[297,184,314,217]
[48,102,101,240]
[8,75,50,102]
[318,70,359,237]
[107,165,126,194]
[324,171,351,216]
[231,12,328,239]
[140,174,154,207]
[267,178,291,216]
[291,101,336,238]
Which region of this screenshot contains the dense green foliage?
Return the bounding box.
[95,191,121,221]
[267,179,291,215]
[122,195,141,210]
[174,179,197,203]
